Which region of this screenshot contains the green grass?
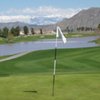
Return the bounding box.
[93,38,100,44]
[66,32,100,37]
[0,47,100,75]
[0,47,100,100]
[0,56,8,60]
[0,34,55,44]
[0,37,6,44]
[0,55,14,60]
[0,74,100,100]
[14,34,55,43]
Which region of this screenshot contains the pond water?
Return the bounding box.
[0,36,100,56]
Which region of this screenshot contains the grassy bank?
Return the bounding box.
[0,34,55,44]
[66,32,100,37]
[0,55,14,60]
[0,32,100,44]
[0,56,8,60]
[93,38,100,44]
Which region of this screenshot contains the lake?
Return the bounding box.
[0,36,100,56]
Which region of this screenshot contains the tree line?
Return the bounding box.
[0,26,20,38]
[76,27,95,32]
[0,26,43,39]
[62,24,100,33]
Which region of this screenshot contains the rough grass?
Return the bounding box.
[0,55,14,60]
[0,34,55,44]
[93,38,100,44]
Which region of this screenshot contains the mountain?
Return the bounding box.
[0,22,29,29]
[0,7,100,32]
[0,16,63,30]
[58,7,100,30]
[30,16,63,25]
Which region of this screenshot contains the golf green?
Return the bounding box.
[0,47,100,100]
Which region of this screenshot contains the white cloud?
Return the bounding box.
[0,6,82,23]
[0,15,31,23]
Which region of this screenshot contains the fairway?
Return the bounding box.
[0,47,100,100]
[0,47,100,75]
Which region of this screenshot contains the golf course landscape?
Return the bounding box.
[0,46,100,100]
[1,0,100,100]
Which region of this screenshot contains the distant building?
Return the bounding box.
[19,31,24,36]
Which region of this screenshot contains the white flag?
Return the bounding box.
[56,26,67,43]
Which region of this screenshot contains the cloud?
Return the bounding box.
[0,15,31,23]
[0,6,82,23]
[4,6,81,18]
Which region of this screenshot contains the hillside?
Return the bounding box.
[58,7,100,30]
[0,22,29,29]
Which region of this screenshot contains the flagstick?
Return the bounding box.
[52,26,66,96]
[52,34,57,96]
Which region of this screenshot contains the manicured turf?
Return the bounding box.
[0,47,100,100]
[0,74,100,100]
[0,47,100,75]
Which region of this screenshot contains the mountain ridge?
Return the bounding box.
[57,7,100,30]
[0,7,100,32]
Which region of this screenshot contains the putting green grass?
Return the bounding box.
[0,74,100,100]
[0,47,100,100]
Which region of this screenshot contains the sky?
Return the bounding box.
[0,0,100,23]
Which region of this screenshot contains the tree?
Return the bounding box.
[3,27,9,38]
[23,26,29,35]
[66,26,70,33]
[10,26,20,36]
[98,24,100,30]
[11,27,15,36]
[31,28,35,35]
[15,26,20,36]
[0,29,3,37]
[40,28,43,35]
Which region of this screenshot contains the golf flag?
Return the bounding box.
[56,26,67,43]
[52,26,67,96]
